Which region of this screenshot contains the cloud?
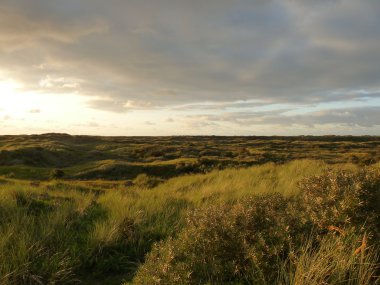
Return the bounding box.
[0,1,108,50]
[186,106,380,128]
[0,0,380,135]
[39,75,82,90]
[184,116,218,129]
[87,98,157,113]
[73,121,100,128]
[86,98,127,113]
[172,100,270,111]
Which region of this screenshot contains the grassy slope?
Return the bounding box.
[1,160,375,284]
[0,134,379,284]
[0,134,379,180]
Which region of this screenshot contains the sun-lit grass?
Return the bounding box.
[0,159,378,284]
[278,232,380,285]
[0,134,378,181]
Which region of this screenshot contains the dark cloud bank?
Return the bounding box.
[1,0,380,132]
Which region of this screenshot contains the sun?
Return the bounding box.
[0,79,22,95]
[0,79,27,114]
[0,77,96,126]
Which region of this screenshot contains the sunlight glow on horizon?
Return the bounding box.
[0,77,178,136]
[1,73,379,136]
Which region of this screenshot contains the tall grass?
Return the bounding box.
[0,160,377,284]
[279,232,379,285]
[0,182,104,284]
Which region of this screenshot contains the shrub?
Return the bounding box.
[298,168,380,238]
[5,172,16,178]
[133,174,161,188]
[133,194,302,284]
[51,169,65,179]
[133,168,380,284]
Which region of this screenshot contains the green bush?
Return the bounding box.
[298,168,380,238]
[51,169,65,179]
[133,174,161,188]
[133,194,302,284]
[133,168,380,284]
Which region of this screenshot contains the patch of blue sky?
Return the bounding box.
[283,97,380,116]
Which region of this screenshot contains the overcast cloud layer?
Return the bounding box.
[0,0,379,135]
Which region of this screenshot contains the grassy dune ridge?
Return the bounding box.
[0,134,379,180]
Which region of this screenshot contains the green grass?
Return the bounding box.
[0,134,379,284]
[278,232,379,285]
[0,159,379,284]
[0,134,379,180]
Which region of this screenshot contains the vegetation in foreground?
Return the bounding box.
[0,134,379,284]
[0,159,379,284]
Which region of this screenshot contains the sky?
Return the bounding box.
[0,0,379,136]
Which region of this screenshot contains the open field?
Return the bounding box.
[0,134,379,181]
[0,135,379,284]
